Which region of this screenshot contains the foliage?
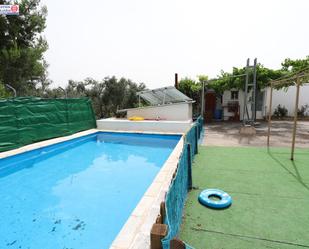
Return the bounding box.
[178,77,202,115]
[178,77,201,97]
[274,104,288,118]
[281,56,309,73]
[0,0,48,96]
[298,104,309,117]
[197,75,208,84]
[0,82,11,98]
[207,56,309,93]
[207,64,284,93]
[42,77,146,119]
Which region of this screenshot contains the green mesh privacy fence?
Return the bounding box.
[0,97,96,152]
[161,117,203,249]
[161,142,190,249]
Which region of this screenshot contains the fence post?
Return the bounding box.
[170,238,186,249]
[150,224,168,249]
[187,143,192,190]
[156,201,166,224]
[195,125,198,154]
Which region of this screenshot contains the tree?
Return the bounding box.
[48,77,146,118]
[178,77,202,98]
[96,77,146,118]
[281,56,309,73]
[178,77,203,116]
[0,0,48,96]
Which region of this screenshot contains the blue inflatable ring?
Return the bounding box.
[198,189,232,209]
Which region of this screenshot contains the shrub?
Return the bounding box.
[298,104,309,117]
[274,104,288,118]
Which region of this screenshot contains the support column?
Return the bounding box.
[243,58,250,125]
[267,86,273,147]
[291,78,300,160]
[201,80,205,118]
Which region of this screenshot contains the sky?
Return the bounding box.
[41,0,309,89]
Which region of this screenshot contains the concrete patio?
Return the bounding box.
[201,121,309,148]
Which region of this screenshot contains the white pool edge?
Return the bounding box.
[110,135,184,249]
[0,128,184,249]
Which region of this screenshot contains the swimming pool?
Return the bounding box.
[0,132,181,249]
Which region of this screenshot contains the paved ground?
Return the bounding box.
[201,121,309,148]
[179,146,309,249]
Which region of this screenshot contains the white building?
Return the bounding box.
[222,83,309,120]
[96,86,195,133]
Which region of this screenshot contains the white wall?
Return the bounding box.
[223,89,266,120]
[126,102,193,121]
[222,89,244,121]
[96,118,193,133]
[265,83,309,116]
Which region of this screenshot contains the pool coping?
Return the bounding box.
[110,133,184,249]
[0,128,184,249]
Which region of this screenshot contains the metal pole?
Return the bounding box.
[252,58,257,122]
[267,86,273,147]
[201,80,205,118]
[291,78,300,160]
[243,58,250,125]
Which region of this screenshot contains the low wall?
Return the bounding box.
[265,84,309,116]
[96,118,193,133]
[126,102,193,121]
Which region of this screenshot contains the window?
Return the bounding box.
[231,91,238,100]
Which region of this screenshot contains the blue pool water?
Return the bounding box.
[0,132,180,249]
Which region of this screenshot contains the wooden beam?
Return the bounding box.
[291,77,300,160]
[270,78,297,87]
[269,70,309,87]
[267,86,273,147]
[150,223,168,249]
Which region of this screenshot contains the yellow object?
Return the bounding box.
[128,116,144,121]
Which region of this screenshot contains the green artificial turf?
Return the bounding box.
[179,146,309,249]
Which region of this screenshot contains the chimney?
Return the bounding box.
[174,73,178,89]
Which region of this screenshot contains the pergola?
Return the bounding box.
[267,68,309,160]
